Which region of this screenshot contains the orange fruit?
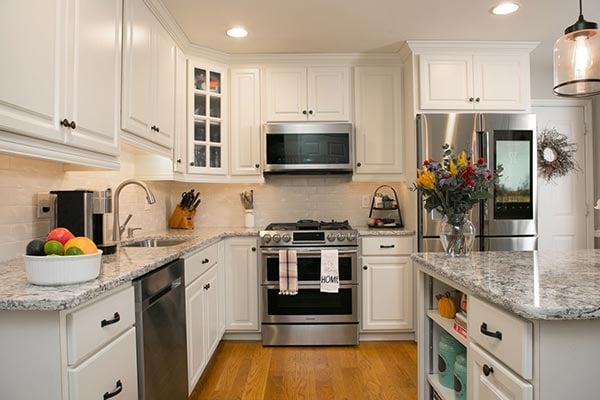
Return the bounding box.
[44,240,64,256]
[64,237,98,255]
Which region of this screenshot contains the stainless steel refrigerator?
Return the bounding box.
[416,113,537,252]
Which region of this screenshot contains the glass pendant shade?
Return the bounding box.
[553,7,600,97]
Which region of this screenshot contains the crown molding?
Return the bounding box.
[143,0,190,51]
[404,40,540,54]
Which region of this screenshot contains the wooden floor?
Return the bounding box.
[190,340,417,400]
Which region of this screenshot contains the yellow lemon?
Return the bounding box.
[64,237,98,255]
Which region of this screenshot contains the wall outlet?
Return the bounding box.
[362,195,371,208]
[37,193,56,219]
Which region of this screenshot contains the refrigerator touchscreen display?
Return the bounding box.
[493,130,533,219]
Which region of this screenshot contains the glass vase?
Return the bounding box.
[439,213,475,256]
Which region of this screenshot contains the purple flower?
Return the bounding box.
[439,178,446,186]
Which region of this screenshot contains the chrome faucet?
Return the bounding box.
[112,179,156,242]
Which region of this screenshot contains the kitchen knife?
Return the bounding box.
[192,199,201,210]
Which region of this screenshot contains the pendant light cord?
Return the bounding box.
[579,0,583,18]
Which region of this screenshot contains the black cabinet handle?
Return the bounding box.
[302,110,307,115]
[356,162,362,167]
[251,247,256,252]
[482,364,494,377]
[202,258,209,264]
[103,380,123,399]
[363,266,368,270]
[203,283,210,290]
[61,118,70,128]
[480,322,502,340]
[69,120,76,129]
[380,244,395,249]
[101,312,121,328]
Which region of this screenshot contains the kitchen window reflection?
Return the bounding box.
[194,145,206,167]
[209,122,221,143]
[194,94,206,116]
[209,96,220,118]
[210,146,221,168]
[194,120,206,141]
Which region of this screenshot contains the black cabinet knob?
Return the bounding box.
[468,97,474,102]
[363,266,368,270]
[308,110,313,115]
[203,283,210,290]
[61,118,70,128]
[156,126,160,132]
[356,162,362,167]
[302,110,307,115]
[482,364,494,376]
[475,97,481,103]
[176,159,182,164]
[190,162,195,166]
[202,258,209,264]
[255,164,260,168]
[251,247,256,252]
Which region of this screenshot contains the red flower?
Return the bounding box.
[477,157,485,165]
[423,159,430,165]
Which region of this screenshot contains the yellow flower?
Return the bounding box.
[457,151,467,167]
[416,168,435,190]
[449,160,458,175]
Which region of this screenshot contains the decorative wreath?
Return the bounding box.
[537,127,580,181]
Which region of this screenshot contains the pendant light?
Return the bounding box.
[553,0,600,97]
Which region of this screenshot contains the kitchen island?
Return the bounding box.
[413,250,600,400]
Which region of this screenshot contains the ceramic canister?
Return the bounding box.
[453,352,467,400]
[438,333,464,388]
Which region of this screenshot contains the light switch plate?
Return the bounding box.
[37,193,56,219]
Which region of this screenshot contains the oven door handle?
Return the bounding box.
[260,249,357,256]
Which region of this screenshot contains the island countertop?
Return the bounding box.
[412,249,600,321]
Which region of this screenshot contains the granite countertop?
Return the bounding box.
[0,226,415,312]
[0,227,258,311]
[412,250,600,321]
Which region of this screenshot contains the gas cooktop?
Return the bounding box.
[260,219,357,247]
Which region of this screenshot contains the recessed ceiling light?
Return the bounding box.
[490,2,520,15]
[226,27,248,38]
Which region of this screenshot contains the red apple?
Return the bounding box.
[47,227,75,246]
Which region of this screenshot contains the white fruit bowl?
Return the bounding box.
[23,250,103,286]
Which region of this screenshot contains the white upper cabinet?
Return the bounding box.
[230,68,261,176]
[265,66,350,121]
[418,49,532,111]
[354,66,404,178]
[187,60,227,175]
[0,0,121,164]
[122,0,175,150]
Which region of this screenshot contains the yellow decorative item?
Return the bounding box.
[437,292,457,319]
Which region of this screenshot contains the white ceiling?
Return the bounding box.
[161,0,599,54]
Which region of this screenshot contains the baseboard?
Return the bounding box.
[222,332,262,341]
[359,331,415,341]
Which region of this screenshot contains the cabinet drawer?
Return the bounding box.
[469,296,532,379]
[362,236,413,256]
[468,342,532,400]
[68,327,138,400]
[67,286,135,366]
[185,243,218,284]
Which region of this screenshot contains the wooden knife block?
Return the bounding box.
[168,205,196,229]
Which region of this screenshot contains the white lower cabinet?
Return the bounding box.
[468,342,533,400]
[361,236,414,331]
[224,237,259,331]
[185,244,222,394]
[68,327,138,400]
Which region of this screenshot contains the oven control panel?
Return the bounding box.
[259,230,358,247]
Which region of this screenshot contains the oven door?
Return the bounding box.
[260,248,358,285]
[261,284,358,324]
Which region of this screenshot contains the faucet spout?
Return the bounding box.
[112,179,156,242]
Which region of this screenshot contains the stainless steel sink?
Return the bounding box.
[121,238,189,248]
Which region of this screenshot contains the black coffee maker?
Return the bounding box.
[50,189,116,254]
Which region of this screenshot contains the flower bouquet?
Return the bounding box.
[412,144,500,255]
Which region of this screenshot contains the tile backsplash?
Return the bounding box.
[0,153,412,262]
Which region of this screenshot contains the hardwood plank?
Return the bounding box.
[191,340,418,400]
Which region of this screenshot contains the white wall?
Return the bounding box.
[0,153,408,262]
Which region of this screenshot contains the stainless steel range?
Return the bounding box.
[259,219,359,346]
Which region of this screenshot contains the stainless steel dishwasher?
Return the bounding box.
[134,258,188,400]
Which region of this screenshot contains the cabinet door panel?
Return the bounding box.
[362,256,412,331]
[474,55,528,110]
[230,68,261,176]
[122,0,154,137]
[419,54,473,110]
[354,67,403,175]
[66,0,121,155]
[265,67,307,121]
[224,238,259,331]
[154,24,176,148]
[186,276,207,393]
[204,266,220,359]
[307,67,350,121]
[0,0,64,142]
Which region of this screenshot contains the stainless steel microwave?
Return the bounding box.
[263,122,353,173]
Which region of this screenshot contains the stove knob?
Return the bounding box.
[262,234,271,243]
[327,233,336,241]
[346,233,356,241]
[337,233,346,241]
[282,234,291,242]
[273,234,281,242]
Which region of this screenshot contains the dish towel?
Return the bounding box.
[278,249,298,295]
[320,249,339,293]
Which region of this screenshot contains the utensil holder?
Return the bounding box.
[244,209,255,228]
[168,205,196,229]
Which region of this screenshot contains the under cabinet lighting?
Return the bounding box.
[226,27,248,38]
[490,2,520,15]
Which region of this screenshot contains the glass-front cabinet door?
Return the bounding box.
[188,61,227,175]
